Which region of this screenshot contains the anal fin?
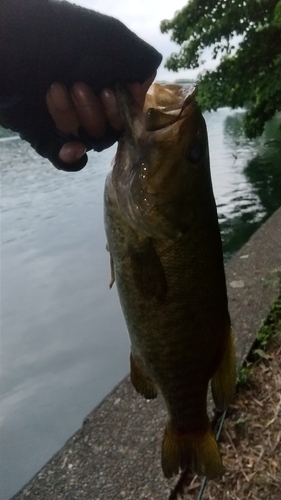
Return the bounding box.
[211,329,236,410]
[130,352,157,400]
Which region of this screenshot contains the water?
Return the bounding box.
[213,112,281,258]
[1,110,280,499]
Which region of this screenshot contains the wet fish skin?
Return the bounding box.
[104,83,236,479]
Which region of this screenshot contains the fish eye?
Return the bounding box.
[186,144,204,164]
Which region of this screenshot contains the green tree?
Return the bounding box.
[161,0,281,138]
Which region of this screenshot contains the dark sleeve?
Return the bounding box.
[0,0,162,170]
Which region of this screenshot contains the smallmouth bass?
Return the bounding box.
[104,83,236,478]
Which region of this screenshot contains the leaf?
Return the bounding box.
[160,0,281,138]
[253,349,270,360]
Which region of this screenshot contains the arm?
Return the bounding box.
[0,0,162,171]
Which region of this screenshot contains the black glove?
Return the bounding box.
[0,0,162,171]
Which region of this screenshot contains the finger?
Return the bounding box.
[99,88,124,131]
[46,83,80,135]
[71,82,107,138]
[59,141,87,164]
[128,73,156,108]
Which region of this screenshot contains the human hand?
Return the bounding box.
[0,0,161,171]
[46,75,155,165]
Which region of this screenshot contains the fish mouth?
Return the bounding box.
[115,83,198,139]
[144,83,198,132]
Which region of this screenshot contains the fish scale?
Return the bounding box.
[104,83,236,479]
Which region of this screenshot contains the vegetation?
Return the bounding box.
[254,292,281,352]
[237,293,281,386]
[160,0,281,138]
[171,295,281,498]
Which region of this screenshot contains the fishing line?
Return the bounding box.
[169,295,262,500]
[195,283,266,500]
[196,410,227,500]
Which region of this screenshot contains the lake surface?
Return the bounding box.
[1,109,280,499]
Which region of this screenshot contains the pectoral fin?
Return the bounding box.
[130,352,157,400]
[106,243,115,288]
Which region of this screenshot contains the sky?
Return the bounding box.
[67,0,217,81]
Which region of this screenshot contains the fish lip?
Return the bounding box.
[144,83,198,132]
[161,83,198,113]
[115,83,198,138]
[145,82,197,112]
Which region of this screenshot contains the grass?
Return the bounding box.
[236,294,281,386]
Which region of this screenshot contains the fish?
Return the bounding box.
[104,83,236,479]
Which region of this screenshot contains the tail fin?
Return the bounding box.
[211,330,236,410]
[161,423,223,479]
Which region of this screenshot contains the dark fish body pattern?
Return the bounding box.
[104,84,236,478]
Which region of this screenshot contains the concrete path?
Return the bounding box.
[12,208,281,500]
